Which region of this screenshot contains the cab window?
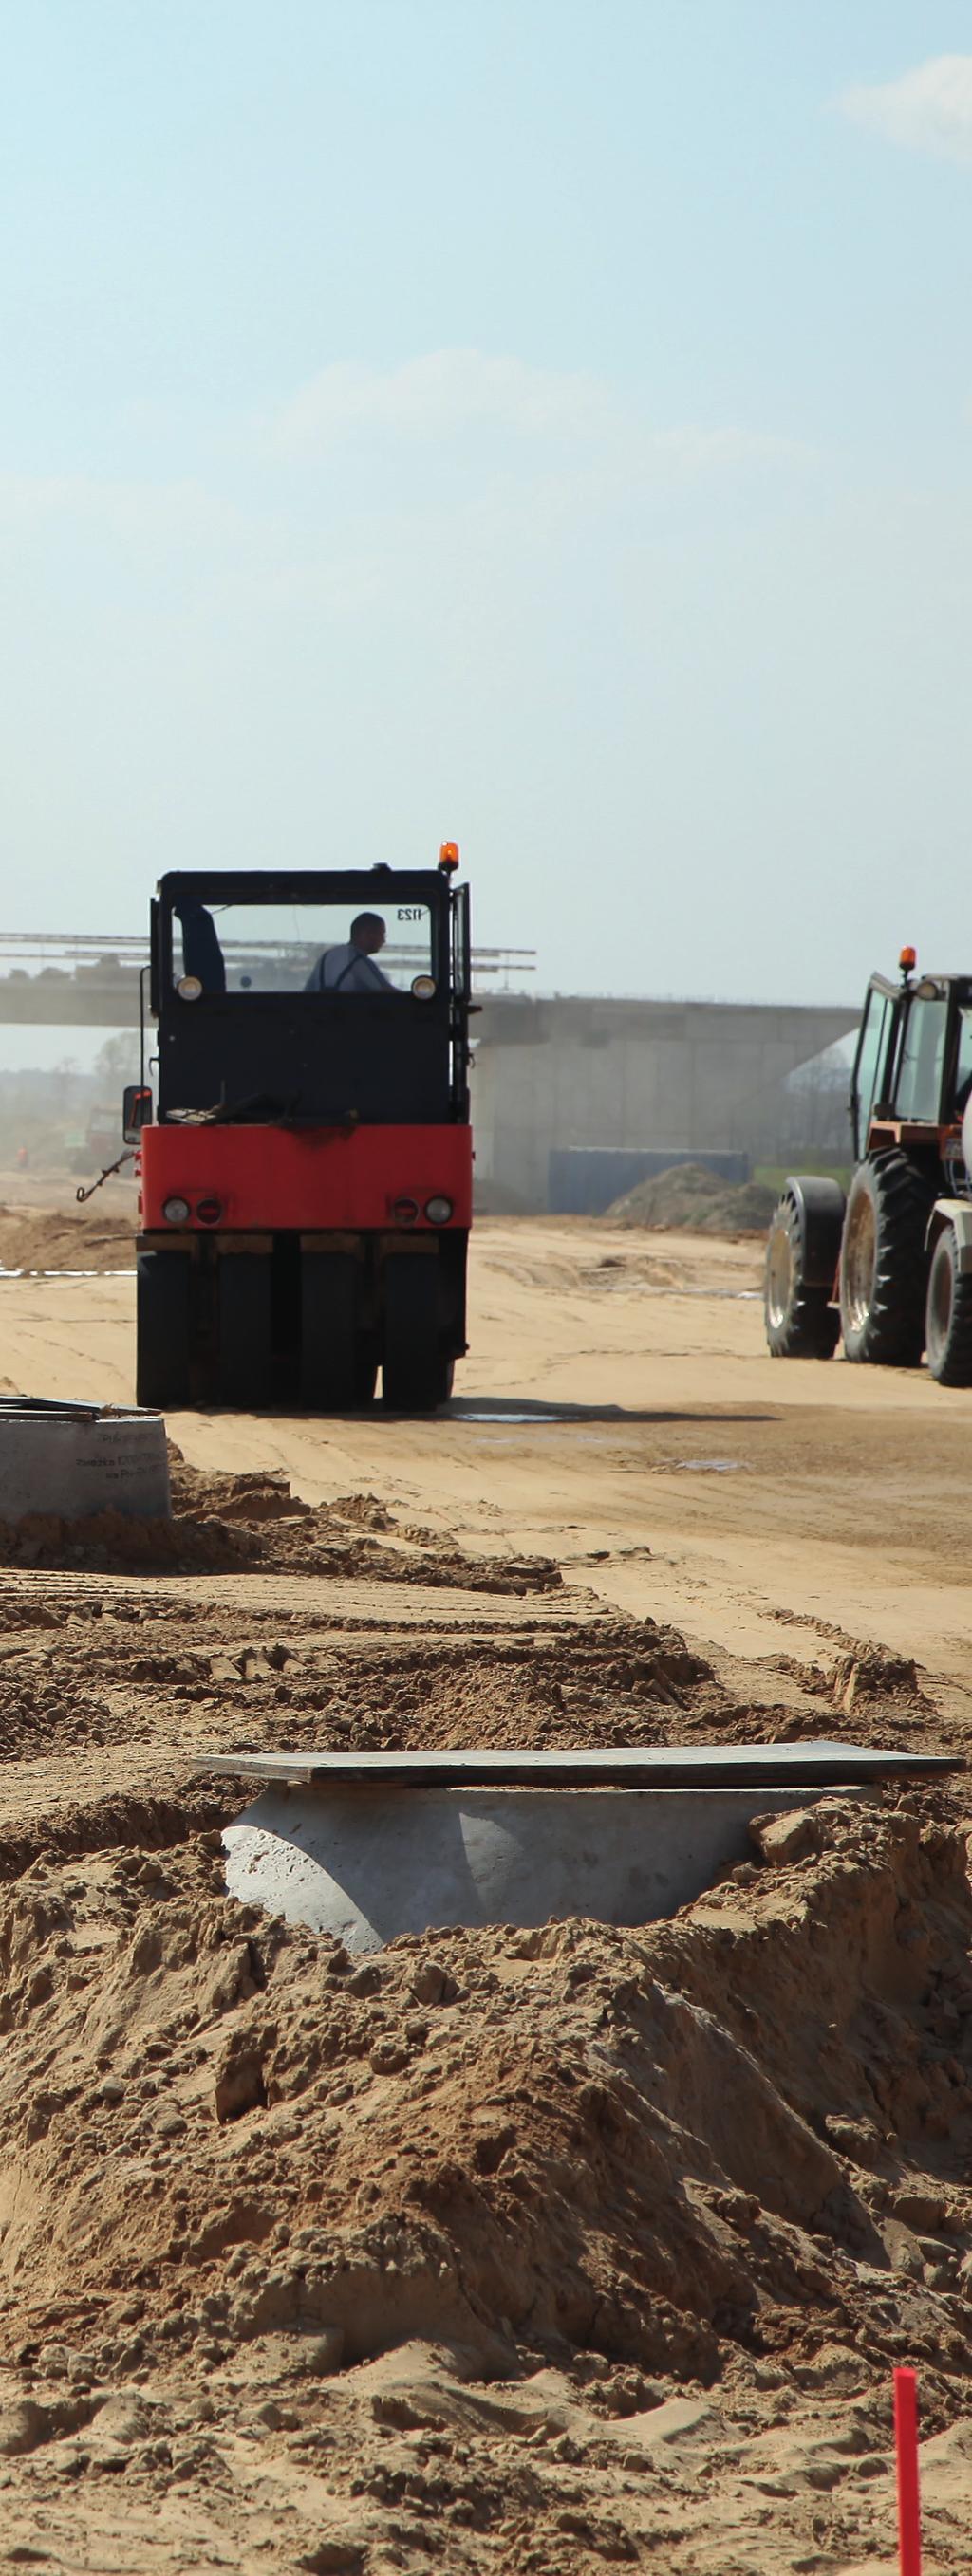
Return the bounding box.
[894,994,947,1123]
[852,988,890,1156]
[953,1005,972,1115]
[172,900,433,995]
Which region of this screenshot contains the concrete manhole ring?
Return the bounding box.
[0,1398,170,1523]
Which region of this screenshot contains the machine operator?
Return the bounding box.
[304,912,393,994]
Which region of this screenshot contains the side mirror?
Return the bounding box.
[122,1084,152,1144]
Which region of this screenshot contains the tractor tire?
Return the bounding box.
[925,1226,972,1385]
[764,1194,840,1358]
[216,1252,273,1407]
[382,1253,449,1411]
[136,1251,191,1409]
[838,1151,935,1367]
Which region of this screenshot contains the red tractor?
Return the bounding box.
[764,949,972,1385]
[125,852,472,1412]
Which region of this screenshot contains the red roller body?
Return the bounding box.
[140,1121,473,1233]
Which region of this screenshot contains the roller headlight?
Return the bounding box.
[177,974,202,1001]
[162,1195,190,1224]
[424,1195,454,1224]
[411,974,437,1000]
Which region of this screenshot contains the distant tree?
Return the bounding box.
[93,1030,141,1091]
[53,1054,82,1111]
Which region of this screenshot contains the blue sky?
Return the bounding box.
[2,1,971,1023]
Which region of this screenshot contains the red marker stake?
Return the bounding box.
[893,2367,922,2576]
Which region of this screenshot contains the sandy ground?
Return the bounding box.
[0,1203,970,2572]
[4,1206,972,1680]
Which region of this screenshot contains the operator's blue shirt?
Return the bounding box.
[304,943,393,994]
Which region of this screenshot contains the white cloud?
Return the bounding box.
[647,424,814,472]
[0,471,248,548]
[837,54,972,163]
[271,348,813,476]
[274,349,622,454]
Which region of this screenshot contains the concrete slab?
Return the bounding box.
[203,1739,957,1791]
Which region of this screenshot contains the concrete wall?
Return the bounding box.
[0,962,858,1211]
[472,994,859,1209]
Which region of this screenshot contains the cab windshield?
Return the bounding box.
[954,1004,972,1114]
[173,899,433,996]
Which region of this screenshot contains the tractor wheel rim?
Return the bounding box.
[929,1242,954,1344]
[843,1194,877,1332]
[766,1221,794,1328]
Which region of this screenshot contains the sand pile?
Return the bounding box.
[0,1201,135,1273]
[606,1163,776,1233]
[0,1519,969,2564]
[0,1453,562,1594]
[190,1622,722,1770]
[0,1799,970,2567]
[0,1576,960,1810]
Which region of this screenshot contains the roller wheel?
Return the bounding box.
[353,1344,379,1406]
[764,1195,840,1358]
[136,1251,191,1409]
[382,1253,448,1411]
[301,1251,356,1410]
[925,1226,972,1385]
[216,1253,273,1407]
[838,1151,935,1366]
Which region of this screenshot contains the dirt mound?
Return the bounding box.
[832,1640,936,1718]
[0,1202,135,1273]
[606,1162,776,1234]
[5,1203,972,2567]
[0,1802,970,2568]
[0,1507,969,2568]
[0,1671,127,1761]
[0,1452,562,1596]
[0,1784,234,1887]
[197,1623,718,1764]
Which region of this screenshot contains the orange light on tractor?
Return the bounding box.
[439,841,459,872]
[899,944,917,977]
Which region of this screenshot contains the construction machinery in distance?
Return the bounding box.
[126,849,472,1413]
[69,1103,124,1177]
[764,948,972,1386]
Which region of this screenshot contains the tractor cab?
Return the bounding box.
[851,957,972,1172]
